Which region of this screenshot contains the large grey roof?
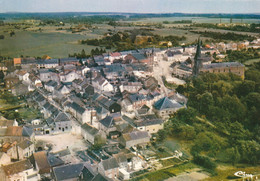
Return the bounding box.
[128,93,145,103]
[132,53,147,60]
[81,166,95,181]
[135,116,163,127]
[99,116,114,128]
[101,157,119,171]
[54,112,70,122]
[203,62,244,69]
[53,163,84,181]
[154,97,183,110]
[81,123,99,135]
[22,126,34,137]
[37,59,59,65]
[47,154,64,167]
[70,102,86,114]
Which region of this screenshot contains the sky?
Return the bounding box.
[0,0,260,14]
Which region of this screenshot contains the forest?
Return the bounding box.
[192,23,260,33]
[190,31,256,42]
[158,61,260,173]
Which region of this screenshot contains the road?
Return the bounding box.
[153,58,174,95]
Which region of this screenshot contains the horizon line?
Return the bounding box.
[1,11,260,15]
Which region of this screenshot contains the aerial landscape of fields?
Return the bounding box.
[1,13,260,59]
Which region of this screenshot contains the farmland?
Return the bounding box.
[1,15,259,58]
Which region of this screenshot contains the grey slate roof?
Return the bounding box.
[99,116,114,128]
[70,102,86,114]
[81,123,99,135]
[45,118,54,126]
[22,127,34,137]
[101,157,119,171]
[135,115,163,127]
[45,80,58,87]
[131,53,147,61]
[47,154,64,167]
[92,173,111,181]
[154,97,183,110]
[53,163,84,181]
[37,59,59,65]
[203,62,244,69]
[81,166,95,181]
[128,93,145,103]
[54,112,70,122]
[95,106,109,115]
[43,102,51,110]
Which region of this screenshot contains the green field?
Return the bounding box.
[0,30,100,58]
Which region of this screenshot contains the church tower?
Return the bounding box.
[192,38,203,76]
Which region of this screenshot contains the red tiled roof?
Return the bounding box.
[110,52,121,57]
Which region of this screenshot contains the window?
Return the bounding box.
[59,127,61,130]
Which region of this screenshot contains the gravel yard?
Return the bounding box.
[35,133,89,153]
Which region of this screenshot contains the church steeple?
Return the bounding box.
[193,37,203,76]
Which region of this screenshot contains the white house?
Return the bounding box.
[16,70,29,82]
[93,76,114,92]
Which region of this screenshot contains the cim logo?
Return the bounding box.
[234,171,256,180]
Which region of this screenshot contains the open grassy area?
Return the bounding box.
[0,30,99,58]
[244,58,260,65]
[204,164,260,181]
[18,107,42,121]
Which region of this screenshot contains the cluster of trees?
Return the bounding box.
[190,30,255,42]
[159,63,260,170]
[81,29,187,52]
[226,48,260,63]
[0,92,19,105]
[192,23,260,33]
[81,31,130,50]
[163,20,192,24]
[68,48,106,59]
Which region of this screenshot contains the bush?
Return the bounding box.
[193,155,217,170]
